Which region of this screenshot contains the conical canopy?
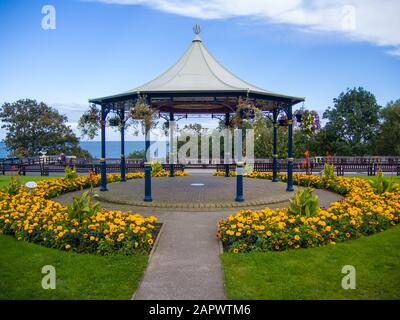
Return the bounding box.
[89,31,304,108]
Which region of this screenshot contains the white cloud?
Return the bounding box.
[92,0,400,55]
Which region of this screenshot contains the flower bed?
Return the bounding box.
[0,171,185,255]
[217,173,400,252]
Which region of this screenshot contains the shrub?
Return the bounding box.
[323,162,335,180]
[66,190,100,223]
[65,166,78,179]
[370,169,399,194]
[288,187,319,217]
[150,161,163,175]
[2,176,21,195]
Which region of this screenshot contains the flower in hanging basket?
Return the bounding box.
[295,113,302,122]
[278,117,288,126]
[108,115,121,127]
[234,98,262,125]
[128,93,159,133]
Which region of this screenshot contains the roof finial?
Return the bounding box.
[193,24,201,35]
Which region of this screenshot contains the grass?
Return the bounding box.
[349,175,400,183]
[221,225,400,300]
[0,175,60,188]
[0,235,148,300]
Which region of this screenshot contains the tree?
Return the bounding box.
[127,150,145,159]
[372,99,400,155]
[322,87,381,155]
[0,99,91,157]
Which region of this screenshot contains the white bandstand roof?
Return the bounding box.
[90,29,304,105]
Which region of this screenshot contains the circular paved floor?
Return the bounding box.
[57,174,341,210]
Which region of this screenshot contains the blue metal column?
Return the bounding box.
[144,162,152,201]
[286,104,294,192]
[169,112,175,177]
[272,108,278,182]
[145,125,150,162]
[224,113,230,177]
[119,107,126,182]
[143,96,152,201]
[100,105,108,192]
[235,161,244,202]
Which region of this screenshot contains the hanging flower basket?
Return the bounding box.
[278,118,288,126]
[108,116,121,127]
[232,98,262,126]
[295,113,302,123]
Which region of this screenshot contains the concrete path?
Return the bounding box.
[134,211,228,300]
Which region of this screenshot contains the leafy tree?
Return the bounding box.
[372,99,400,155]
[0,99,91,158]
[322,87,381,155]
[127,150,145,159]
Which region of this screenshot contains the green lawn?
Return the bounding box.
[0,175,60,188]
[0,235,148,300]
[221,226,400,300]
[349,175,400,183]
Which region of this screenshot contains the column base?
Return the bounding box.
[143,196,153,202]
[286,186,294,192]
[120,178,126,182]
[100,187,108,192]
[272,177,278,182]
[235,196,244,202]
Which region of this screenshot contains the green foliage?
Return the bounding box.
[370,170,399,194]
[150,161,163,175]
[323,162,335,180]
[2,177,21,195]
[66,191,100,223]
[129,94,158,134]
[127,150,145,159]
[372,99,400,155]
[64,166,78,180]
[0,99,91,158]
[288,187,319,218]
[322,87,381,155]
[77,104,100,140]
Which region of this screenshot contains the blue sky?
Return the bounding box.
[0,0,399,140]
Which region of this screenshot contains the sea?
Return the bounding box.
[0,141,166,159]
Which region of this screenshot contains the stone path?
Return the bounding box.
[133,211,228,300]
[58,175,297,210]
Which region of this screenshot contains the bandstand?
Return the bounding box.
[89,26,304,199]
